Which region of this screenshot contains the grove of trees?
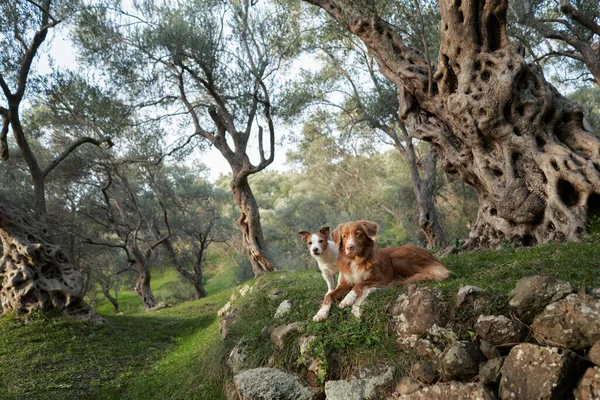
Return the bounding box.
[0,0,598,316]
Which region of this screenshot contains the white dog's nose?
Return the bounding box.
[312,248,320,254]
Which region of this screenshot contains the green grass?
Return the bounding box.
[213,240,600,385]
[1,240,598,399]
[0,267,237,400]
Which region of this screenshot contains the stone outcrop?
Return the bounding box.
[531,293,600,350]
[439,341,486,381]
[475,315,528,346]
[324,366,395,400]
[499,343,589,400]
[393,382,496,399]
[575,367,600,400]
[220,275,600,400]
[508,275,574,323]
[234,367,318,400]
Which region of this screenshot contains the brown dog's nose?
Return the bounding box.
[346,243,355,252]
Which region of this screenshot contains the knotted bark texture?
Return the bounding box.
[434,0,600,246]
[304,0,600,247]
[0,201,100,320]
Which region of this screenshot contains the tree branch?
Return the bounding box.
[559,0,600,36]
[42,136,113,178]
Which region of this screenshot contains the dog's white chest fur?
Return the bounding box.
[346,260,370,285]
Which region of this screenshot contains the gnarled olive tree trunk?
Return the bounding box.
[232,172,277,275]
[131,247,157,310]
[0,201,104,322]
[305,0,600,248]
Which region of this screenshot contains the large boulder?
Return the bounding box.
[234,367,318,400]
[390,286,453,358]
[508,275,574,323]
[393,382,496,399]
[499,343,589,400]
[532,294,600,351]
[325,366,395,400]
[439,341,486,381]
[390,286,450,336]
[475,315,528,346]
[575,366,600,400]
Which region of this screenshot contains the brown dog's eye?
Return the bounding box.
[356,231,362,236]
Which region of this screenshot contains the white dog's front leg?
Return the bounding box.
[322,271,336,294]
[339,290,358,308]
[313,303,331,321]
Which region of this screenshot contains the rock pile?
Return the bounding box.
[221,275,600,399]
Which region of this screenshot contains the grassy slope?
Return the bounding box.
[214,241,600,385]
[0,241,598,399]
[0,266,237,400]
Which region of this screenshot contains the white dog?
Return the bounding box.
[299,226,339,294]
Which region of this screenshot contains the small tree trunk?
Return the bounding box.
[101,288,119,313]
[162,238,207,299]
[0,201,103,322]
[231,173,277,276]
[132,248,156,310]
[406,144,448,249]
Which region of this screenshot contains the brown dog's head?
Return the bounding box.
[298,226,331,256]
[331,220,378,258]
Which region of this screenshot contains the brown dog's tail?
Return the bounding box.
[400,262,451,285]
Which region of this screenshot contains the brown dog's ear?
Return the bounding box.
[319,226,330,237]
[360,220,379,241]
[330,224,343,248]
[298,231,311,243]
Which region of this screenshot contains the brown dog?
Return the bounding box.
[313,220,450,321]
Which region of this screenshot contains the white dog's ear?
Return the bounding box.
[298,231,311,243]
[331,224,343,249]
[319,226,330,237]
[360,220,379,241]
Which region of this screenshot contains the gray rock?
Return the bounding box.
[479,339,502,360]
[499,343,589,400]
[410,360,438,384]
[390,286,450,337]
[574,366,600,400]
[390,286,453,358]
[475,314,528,346]
[508,275,574,323]
[395,382,496,399]
[455,285,484,307]
[479,357,504,384]
[299,335,324,377]
[220,307,240,339]
[439,341,486,381]
[271,321,303,349]
[532,293,600,351]
[394,376,422,396]
[588,342,600,366]
[274,299,292,318]
[325,366,395,400]
[228,341,250,374]
[234,367,318,400]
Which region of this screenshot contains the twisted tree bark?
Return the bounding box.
[0,201,104,322]
[304,0,600,248]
